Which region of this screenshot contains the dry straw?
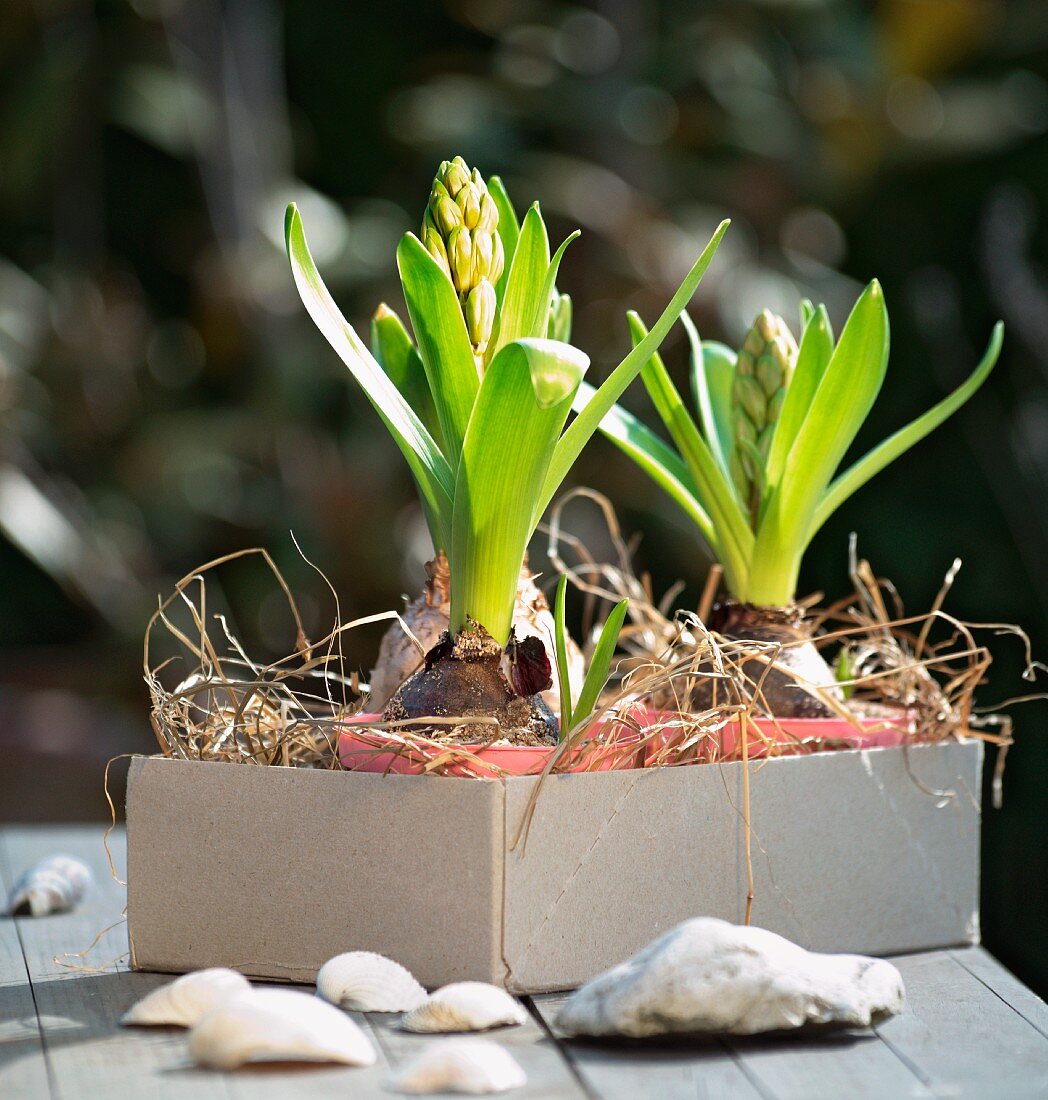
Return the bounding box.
[146,501,1032,780]
[146,547,384,769]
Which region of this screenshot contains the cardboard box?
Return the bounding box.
[125,739,981,993]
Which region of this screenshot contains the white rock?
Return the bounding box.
[7,855,92,917]
[121,968,251,1027]
[401,983,528,1033]
[555,917,905,1038]
[392,1038,526,1095]
[316,951,427,1012]
[188,988,376,1070]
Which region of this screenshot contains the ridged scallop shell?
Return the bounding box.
[400,983,528,1034]
[392,1037,526,1094]
[7,855,92,917]
[188,988,376,1070]
[121,968,251,1027]
[316,951,427,1012]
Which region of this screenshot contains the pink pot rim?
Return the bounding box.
[337,707,911,777]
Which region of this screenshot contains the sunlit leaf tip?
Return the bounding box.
[516,338,589,408]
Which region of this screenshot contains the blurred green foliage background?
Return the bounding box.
[1,0,1046,991]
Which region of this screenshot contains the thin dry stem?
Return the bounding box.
[147,498,1036,780]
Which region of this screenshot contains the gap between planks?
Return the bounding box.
[1,826,387,1099]
[4,826,1048,1100]
[0,837,55,1100]
[1,825,586,1099]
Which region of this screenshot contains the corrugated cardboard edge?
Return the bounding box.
[126,755,507,985]
[498,740,983,993]
[126,741,982,994]
[124,755,146,973]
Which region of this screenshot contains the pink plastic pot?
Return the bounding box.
[641,707,910,765]
[338,706,910,777]
[337,716,648,777]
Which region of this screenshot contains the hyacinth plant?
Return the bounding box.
[286,157,728,741]
[582,286,1003,715]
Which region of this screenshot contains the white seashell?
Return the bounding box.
[555,917,906,1039]
[7,855,92,917]
[400,982,528,1034]
[121,968,251,1027]
[188,988,377,1070]
[392,1037,526,1095]
[316,951,427,1012]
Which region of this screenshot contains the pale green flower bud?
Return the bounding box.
[757,423,775,460]
[457,182,482,230]
[490,231,505,286]
[738,328,763,367]
[430,189,462,236]
[447,227,473,294]
[465,279,497,350]
[477,192,498,233]
[734,408,756,447]
[731,309,798,524]
[423,156,506,365]
[766,387,786,424]
[734,375,767,424]
[739,448,760,482]
[730,451,748,499]
[472,228,494,281]
[423,225,452,278]
[756,351,783,397]
[444,156,470,196]
[547,289,572,343]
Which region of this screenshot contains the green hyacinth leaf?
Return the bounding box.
[682,313,735,482]
[517,337,589,409]
[571,598,629,731]
[576,381,715,549]
[747,280,889,604]
[762,303,834,497]
[450,339,581,643]
[487,175,520,303]
[370,303,444,449]
[627,311,753,593]
[553,574,574,737]
[809,321,1004,541]
[370,303,446,547]
[492,203,551,356]
[539,219,730,519]
[285,204,454,544]
[396,232,480,459]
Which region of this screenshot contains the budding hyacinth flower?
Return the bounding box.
[465,280,497,351]
[730,309,798,522]
[547,288,572,343]
[447,227,474,294]
[423,157,506,369]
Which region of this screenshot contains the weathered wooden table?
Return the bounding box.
[2,825,1047,1099]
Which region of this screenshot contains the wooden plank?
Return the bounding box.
[8,824,1048,1100]
[951,946,1048,1040]
[532,992,767,1100]
[0,837,54,1099]
[721,1028,930,1100]
[877,949,1048,1099]
[536,980,946,1100]
[366,999,588,1099]
[1,826,393,1099]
